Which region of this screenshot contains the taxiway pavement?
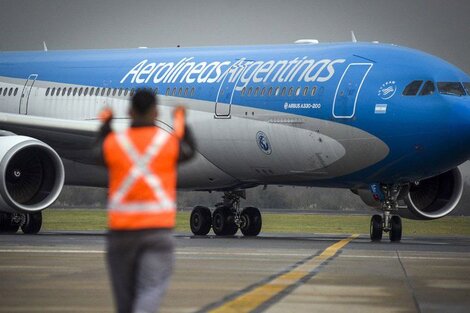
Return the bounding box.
[1,232,469,313]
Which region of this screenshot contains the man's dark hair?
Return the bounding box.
[131,89,157,115]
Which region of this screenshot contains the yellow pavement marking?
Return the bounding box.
[208,234,359,313]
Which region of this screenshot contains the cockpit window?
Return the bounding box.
[463,82,470,95]
[419,81,435,96]
[437,82,465,96]
[403,80,423,96]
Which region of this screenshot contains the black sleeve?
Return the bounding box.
[178,125,197,163]
[92,120,113,166]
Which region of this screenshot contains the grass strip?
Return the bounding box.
[42,209,470,236]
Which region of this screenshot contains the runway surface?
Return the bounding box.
[1,232,470,313]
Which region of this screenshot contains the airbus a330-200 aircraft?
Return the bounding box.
[0,40,469,241]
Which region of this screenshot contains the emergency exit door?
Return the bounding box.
[19,74,38,114]
[332,63,372,118]
[215,61,248,118]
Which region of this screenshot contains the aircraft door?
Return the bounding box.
[215,61,247,118]
[332,63,372,118]
[19,74,38,114]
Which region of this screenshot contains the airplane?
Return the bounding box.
[0,40,469,241]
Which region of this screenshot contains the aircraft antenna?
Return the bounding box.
[43,41,48,52]
[351,31,357,43]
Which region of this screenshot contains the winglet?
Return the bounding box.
[43,41,48,52]
[351,31,357,43]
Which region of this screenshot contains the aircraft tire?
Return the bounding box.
[21,212,42,234]
[190,206,212,235]
[240,207,262,236]
[212,207,237,236]
[370,215,383,241]
[389,215,402,242]
[0,213,19,233]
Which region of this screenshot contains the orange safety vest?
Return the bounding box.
[103,110,185,230]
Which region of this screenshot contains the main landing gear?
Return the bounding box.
[189,191,262,237]
[0,212,43,234]
[370,185,402,242]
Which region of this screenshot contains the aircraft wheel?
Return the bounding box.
[370,214,383,241]
[240,207,262,236]
[190,206,212,235]
[0,213,19,233]
[21,212,42,234]
[212,207,237,236]
[389,215,402,242]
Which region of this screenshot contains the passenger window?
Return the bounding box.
[178,87,182,96]
[118,88,123,96]
[303,87,308,96]
[99,88,104,96]
[14,88,18,96]
[2,88,6,96]
[261,87,266,96]
[79,88,83,96]
[112,89,117,96]
[295,87,301,96]
[68,88,72,96]
[8,88,13,96]
[311,86,317,96]
[419,81,435,96]
[56,88,61,96]
[107,88,112,96]
[268,87,273,96]
[254,87,259,96]
[84,88,88,96]
[45,87,50,96]
[241,87,246,96]
[154,88,158,95]
[288,87,293,96]
[73,88,78,96]
[190,87,195,96]
[463,82,470,95]
[437,82,466,96]
[62,88,67,96]
[403,80,423,96]
[184,87,188,96]
[90,88,94,96]
[247,87,252,96]
[51,87,56,96]
[275,87,280,96]
[172,88,177,96]
[281,87,286,96]
[166,88,170,96]
[130,88,135,96]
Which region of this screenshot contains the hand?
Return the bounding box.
[173,106,186,118]
[99,107,113,123]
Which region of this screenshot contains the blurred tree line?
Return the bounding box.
[53,181,470,215]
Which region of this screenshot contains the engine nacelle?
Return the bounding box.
[0,136,64,213]
[355,168,464,220]
[401,168,463,220]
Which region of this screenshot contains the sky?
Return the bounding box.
[0,0,469,176]
[0,0,469,72]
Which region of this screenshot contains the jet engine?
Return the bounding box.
[355,168,464,220]
[0,136,64,213]
[401,168,463,220]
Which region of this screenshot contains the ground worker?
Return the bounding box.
[98,89,196,313]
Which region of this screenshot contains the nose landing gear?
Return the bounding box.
[369,184,403,242]
[189,191,262,237]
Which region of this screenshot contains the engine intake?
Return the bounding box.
[0,136,64,213]
[402,168,463,220]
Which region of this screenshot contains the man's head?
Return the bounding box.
[129,89,157,124]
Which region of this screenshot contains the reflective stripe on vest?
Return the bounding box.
[105,129,180,230]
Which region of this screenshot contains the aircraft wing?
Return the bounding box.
[0,113,104,163]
